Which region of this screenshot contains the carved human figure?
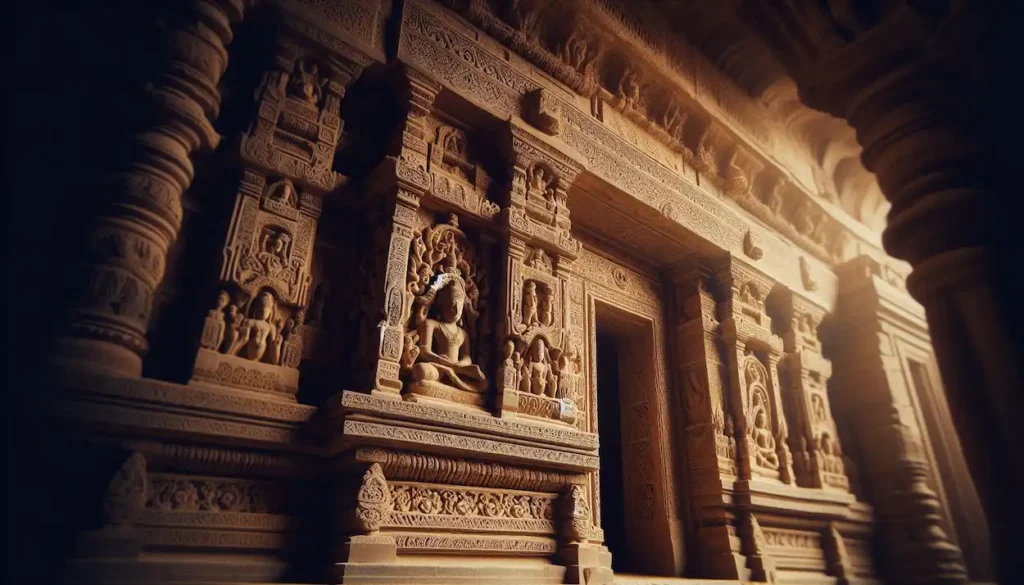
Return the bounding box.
[268,180,297,206]
[201,290,230,350]
[568,37,588,70]
[812,393,828,423]
[289,60,323,106]
[522,281,540,327]
[620,70,641,110]
[766,186,784,215]
[239,291,279,363]
[221,304,245,355]
[410,273,487,392]
[751,397,780,469]
[519,337,558,397]
[538,287,554,326]
[528,166,554,205]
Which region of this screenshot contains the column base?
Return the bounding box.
[47,336,143,378]
[333,560,565,584]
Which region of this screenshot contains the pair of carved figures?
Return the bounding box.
[521,280,554,328]
[402,216,489,402]
[202,289,297,367]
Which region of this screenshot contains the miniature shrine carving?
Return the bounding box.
[747,357,782,471]
[192,174,319,399]
[403,214,490,408]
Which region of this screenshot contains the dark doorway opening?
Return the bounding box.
[596,329,630,573]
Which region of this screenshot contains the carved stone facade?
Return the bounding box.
[17,0,999,584]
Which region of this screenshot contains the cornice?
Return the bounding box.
[273,0,392,65]
[429,0,895,270]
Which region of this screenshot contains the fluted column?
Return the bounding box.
[51,0,247,376]
[830,256,967,585]
[815,49,1022,585]
[738,4,1020,581]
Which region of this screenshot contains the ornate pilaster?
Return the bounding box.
[772,290,849,491]
[352,69,443,400]
[669,266,743,579]
[496,121,584,427]
[829,255,967,585]
[51,0,248,377]
[714,256,792,486]
[190,32,366,400]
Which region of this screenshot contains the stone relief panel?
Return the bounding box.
[494,122,584,427]
[773,291,850,491]
[190,34,365,400]
[716,258,793,484]
[401,214,493,409]
[192,172,321,400]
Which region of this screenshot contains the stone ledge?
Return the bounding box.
[333,390,599,452]
[734,478,858,519]
[337,419,600,473]
[44,368,317,423]
[43,369,321,451]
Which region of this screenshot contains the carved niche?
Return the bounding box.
[240,49,351,192]
[400,214,492,409]
[795,352,847,490]
[496,123,584,425]
[744,354,782,474]
[192,174,320,399]
[191,42,357,399]
[426,122,500,219]
[777,294,850,491]
[498,241,582,424]
[716,257,794,484]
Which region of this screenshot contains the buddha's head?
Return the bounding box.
[530,338,547,361]
[755,409,767,429]
[252,291,275,321]
[216,290,230,310]
[436,275,467,324]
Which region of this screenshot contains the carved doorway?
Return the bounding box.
[594,301,679,577]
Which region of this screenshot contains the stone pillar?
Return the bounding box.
[714,257,793,487]
[51,0,247,377]
[829,256,967,585]
[496,121,584,427]
[772,289,849,492]
[190,33,365,400]
[669,267,743,579]
[739,5,1021,578]
[351,69,441,399]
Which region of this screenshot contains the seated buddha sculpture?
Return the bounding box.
[410,273,487,393]
[751,402,781,470]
